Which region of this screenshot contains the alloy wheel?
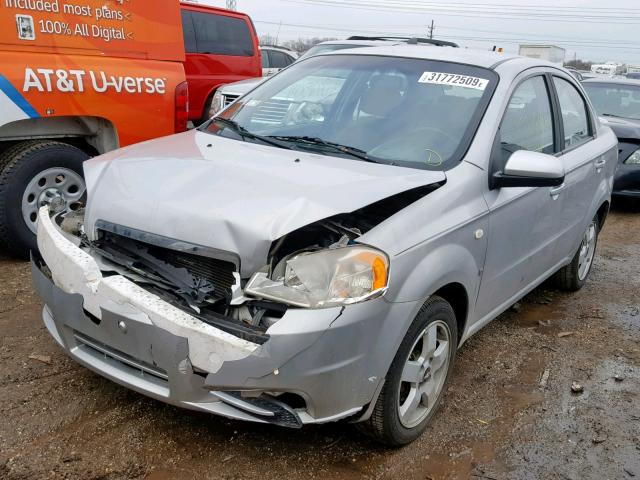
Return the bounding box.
[577,220,597,281]
[397,320,451,428]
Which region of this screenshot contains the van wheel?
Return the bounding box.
[554,216,599,292]
[0,141,88,258]
[358,296,457,446]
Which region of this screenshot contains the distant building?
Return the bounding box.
[627,64,640,74]
[591,62,625,76]
[519,45,566,66]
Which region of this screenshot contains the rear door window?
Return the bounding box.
[552,77,592,150]
[191,11,254,56]
[269,51,292,69]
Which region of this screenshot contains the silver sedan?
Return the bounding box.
[33,46,616,446]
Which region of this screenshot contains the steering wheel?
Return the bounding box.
[287,101,326,124]
[369,126,459,166]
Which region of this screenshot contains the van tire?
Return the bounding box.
[0,140,88,259]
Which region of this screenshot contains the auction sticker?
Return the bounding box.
[419,72,489,90]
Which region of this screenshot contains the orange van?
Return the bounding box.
[0,0,188,256]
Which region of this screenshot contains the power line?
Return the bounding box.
[283,0,640,24]
[255,19,635,46]
[253,19,640,52]
[288,0,640,15]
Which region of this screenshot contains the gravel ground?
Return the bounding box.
[1,202,638,480]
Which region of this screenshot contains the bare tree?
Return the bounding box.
[259,35,337,53]
[564,59,594,71]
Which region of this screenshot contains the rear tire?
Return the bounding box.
[358,296,457,446]
[0,141,88,258]
[553,216,599,292]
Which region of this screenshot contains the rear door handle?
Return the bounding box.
[549,183,567,199]
[595,158,606,172]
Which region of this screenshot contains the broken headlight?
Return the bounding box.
[245,246,389,308]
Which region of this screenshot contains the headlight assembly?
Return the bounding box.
[625,149,640,165]
[210,90,225,117]
[245,246,389,308]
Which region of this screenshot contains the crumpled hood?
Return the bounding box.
[84,130,445,276]
[599,115,640,139]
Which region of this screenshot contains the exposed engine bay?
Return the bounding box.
[55,184,440,343]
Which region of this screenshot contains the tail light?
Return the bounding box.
[174,81,189,133]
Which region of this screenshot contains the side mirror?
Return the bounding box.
[492,150,565,189]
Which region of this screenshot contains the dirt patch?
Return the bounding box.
[1,205,639,480]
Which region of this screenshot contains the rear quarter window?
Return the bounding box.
[190,11,254,56]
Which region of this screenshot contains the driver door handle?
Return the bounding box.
[594,158,606,172]
[549,183,567,199]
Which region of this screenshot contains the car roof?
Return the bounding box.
[582,77,640,87]
[261,45,296,52]
[321,44,530,70]
[314,39,406,47]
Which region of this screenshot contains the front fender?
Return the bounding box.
[387,240,483,308]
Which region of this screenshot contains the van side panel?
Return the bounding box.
[0,52,185,147]
[0,0,184,62]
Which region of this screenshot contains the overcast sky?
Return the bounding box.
[201,0,639,65]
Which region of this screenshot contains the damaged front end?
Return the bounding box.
[32,180,441,427]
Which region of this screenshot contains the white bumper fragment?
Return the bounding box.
[36,207,258,372]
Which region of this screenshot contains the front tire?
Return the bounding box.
[359,296,457,446]
[0,141,88,258]
[554,216,599,292]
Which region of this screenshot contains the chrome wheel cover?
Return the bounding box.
[577,221,597,281]
[397,320,451,428]
[22,168,86,234]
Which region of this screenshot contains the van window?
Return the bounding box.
[191,11,254,56]
[181,11,197,53]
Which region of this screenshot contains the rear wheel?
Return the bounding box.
[0,141,88,258]
[554,216,599,291]
[358,296,457,446]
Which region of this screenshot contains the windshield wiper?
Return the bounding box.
[212,118,290,150]
[268,135,377,163]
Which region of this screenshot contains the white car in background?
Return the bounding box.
[261,45,299,77]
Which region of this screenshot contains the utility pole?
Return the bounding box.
[226,0,237,10]
[428,20,434,39]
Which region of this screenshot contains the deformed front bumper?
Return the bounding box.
[33,208,416,426]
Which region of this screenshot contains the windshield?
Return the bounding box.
[202,54,497,171]
[583,83,640,120]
